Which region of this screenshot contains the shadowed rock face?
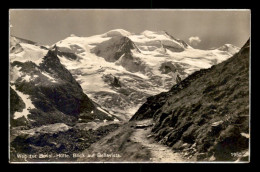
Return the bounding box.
[131,39,250,161]
[92,36,140,62]
[91,35,148,74]
[10,47,114,128]
[162,44,184,52]
[160,62,177,74]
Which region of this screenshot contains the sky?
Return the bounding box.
[9,9,250,49]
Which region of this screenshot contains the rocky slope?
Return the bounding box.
[131,39,250,161]
[54,29,240,120]
[10,36,118,128]
[10,123,120,162]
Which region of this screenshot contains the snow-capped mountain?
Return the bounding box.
[9,36,118,127]
[53,29,240,120]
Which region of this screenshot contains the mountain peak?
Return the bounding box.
[104,29,132,37]
[141,30,155,35]
[217,44,240,54]
[70,34,77,37]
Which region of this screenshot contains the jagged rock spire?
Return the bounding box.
[53,44,58,56]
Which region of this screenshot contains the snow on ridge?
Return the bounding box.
[10,85,35,120]
[141,30,156,36]
[55,35,111,54]
[129,30,186,50]
[10,43,48,66]
[215,44,240,56]
[41,71,57,83]
[103,29,132,37]
[97,107,112,117]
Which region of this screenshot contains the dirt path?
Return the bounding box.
[130,119,186,162]
[77,119,186,162]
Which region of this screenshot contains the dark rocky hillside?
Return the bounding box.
[10,46,114,128]
[131,39,250,161]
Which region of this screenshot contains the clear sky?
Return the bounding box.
[9,9,250,49]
